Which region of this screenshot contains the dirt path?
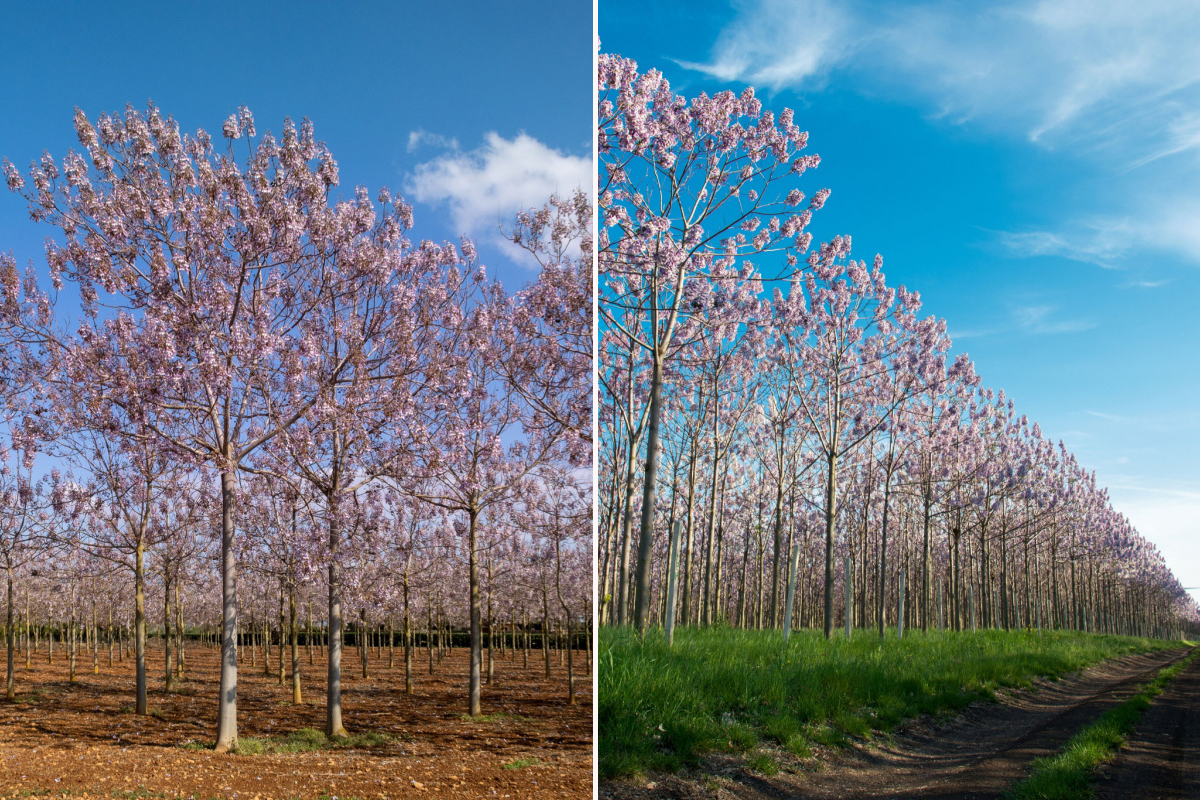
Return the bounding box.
[604,646,1190,800]
[1094,652,1200,800]
[0,640,591,798]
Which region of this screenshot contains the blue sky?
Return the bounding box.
[602,0,1200,600]
[0,0,592,291]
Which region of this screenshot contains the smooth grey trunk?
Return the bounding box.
[615,441,637,626]
[823,444,839,639]
[844,556,852,639]
[632,355,666,633]
[163,568,173,691]
[404,577,413,695]
[134,543,147,716]
[921,479,932,633]
[326,506,346,737]
[782,496,803,642]
[701,385,721,625]
[214,471,239,751]
[6,567,14,700]
[290,582,301,704]
[468,508,483,716]
[769,472,785,628]
[664,521,682,646]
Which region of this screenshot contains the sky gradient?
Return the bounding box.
[602,0,1200,600]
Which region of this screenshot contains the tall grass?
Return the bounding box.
[600,626,1175,778]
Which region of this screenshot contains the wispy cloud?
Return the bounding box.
[674,0,851,91]
[682,0,1200,159]
[683,1,1200,271]
[1012,304,1095,334]
[990,226,1127,269]
[989,196,1200,270]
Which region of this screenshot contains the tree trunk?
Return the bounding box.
[163,568,173,691]
[6,566,14,701]
[404,577,413,695]
[823,444,839,639]
[633,354,666,633]
[468,506,483,716]
[214,470,240,752]
[326,501,347,737]
[135,542,147,716]
[290,582,301,704]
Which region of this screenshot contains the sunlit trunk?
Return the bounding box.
[214,470,240,752]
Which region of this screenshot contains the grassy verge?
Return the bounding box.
[600,626,1179,779]
[1006,648,1196,800]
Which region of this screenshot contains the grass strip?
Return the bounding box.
[600,626,1180,779]
[1006,648,1196,800]
[176,728,391,755]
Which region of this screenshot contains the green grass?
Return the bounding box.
[746,751,780,775]
[504,756,544,769]
[600,625,1179,779]
[220,728,390,755]
[1006,650,1196,800]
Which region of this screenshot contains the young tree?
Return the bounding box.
[599,52,824,631]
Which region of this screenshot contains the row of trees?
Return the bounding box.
[0,104,592,750]
[597,53,1199,641]
[0,506,591,697]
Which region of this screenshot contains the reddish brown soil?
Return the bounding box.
[0,639,592,799]
[602,647,1191,800]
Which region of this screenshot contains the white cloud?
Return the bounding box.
[406,129,459,153]
[406,132,591,259]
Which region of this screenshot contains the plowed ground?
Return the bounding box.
[0,639,592,799]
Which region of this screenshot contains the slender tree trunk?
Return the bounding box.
[6,566,14,701]
[404,577,413,695]
[823,442,839,639]
[135,542,147,716]
[633,354,666,633]
[326,503,347,737]
[468,506,483,716]
[615,427,639,626]
[214,470,240,752]
[360,608,368,679]
[290,582,301,704]
[921,478,932,633]
[163,568,173,691]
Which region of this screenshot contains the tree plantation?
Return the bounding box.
[0,103,593,778]
[597,54,1200,643]
[597,52,1200,786]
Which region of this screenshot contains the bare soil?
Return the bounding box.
[1094,651,1200,800]
[602,646,1191,800]
[0,638,591,799]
